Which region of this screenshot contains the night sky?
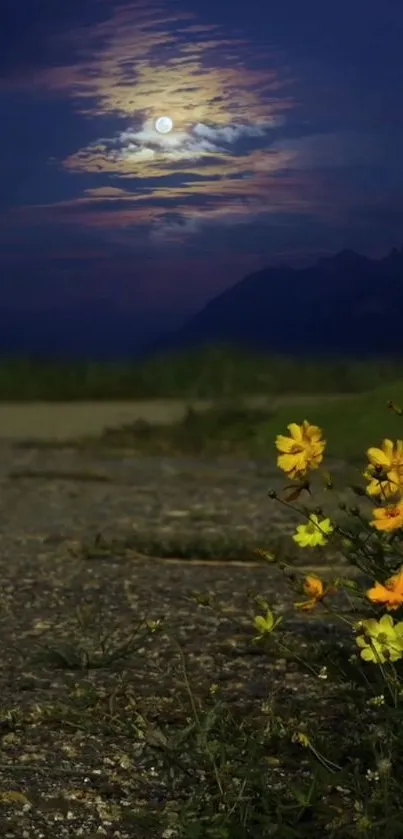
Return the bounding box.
[1,0,402,332]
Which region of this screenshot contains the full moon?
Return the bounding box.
[155,116,173,134]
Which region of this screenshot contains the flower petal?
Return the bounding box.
[304,575,324,597]
[382,439,394,459]
[367,445,391,467]
[378,614,394,631]
[303,422,323,442]
[277,452,306,476]
[288,423,303,441]
[275,434,297,453]
[320,518,334,534]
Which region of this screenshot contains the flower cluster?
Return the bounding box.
[253,420,403,663]
[362,439,403,537]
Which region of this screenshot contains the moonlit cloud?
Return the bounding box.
[9,0,290,125]
[1,0,400,312]
[9,0,299,239]
[65,116,282,179]
[192,122,272,143]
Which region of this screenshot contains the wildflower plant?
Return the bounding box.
[248,410,403,834]
[148,406,403,838]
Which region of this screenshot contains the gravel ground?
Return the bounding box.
[0,442,370,837]
[0,445,364,559]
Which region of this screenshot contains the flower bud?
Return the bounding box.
[349,505,360,516]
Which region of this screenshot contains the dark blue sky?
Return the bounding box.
[1,0,402,322]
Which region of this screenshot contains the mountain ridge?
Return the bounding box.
[1,246,402,359]
[152,246,403,356]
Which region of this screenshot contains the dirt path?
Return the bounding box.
[0,394,351,441]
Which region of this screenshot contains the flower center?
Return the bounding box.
[386,507,400,519]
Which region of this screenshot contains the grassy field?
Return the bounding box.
[8,382,403,464]
[73,379,403,464]
[1,346,403,400]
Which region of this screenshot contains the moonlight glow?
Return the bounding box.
[155,116,173,134]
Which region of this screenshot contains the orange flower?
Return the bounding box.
[366,567,403,611]
[276,421,325,480]
[294,574,336,611]
[371,500,403,532]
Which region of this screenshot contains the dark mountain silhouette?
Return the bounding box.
[1,247,403,360]
[153,247,403,356]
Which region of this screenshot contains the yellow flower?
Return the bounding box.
[355,614,403,663]
[370,500,403,532]
[293,514,334,548]
[294,574,337,611]
[146,619,162,632]
[253,608,282,636]
[276,421,325,480]
[366,566,403,611]
[365,439,403,499]
[294,731,310,748]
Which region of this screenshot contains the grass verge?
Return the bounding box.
[1,347,403,400]
[68,530,291,563]
[55,381,403,463]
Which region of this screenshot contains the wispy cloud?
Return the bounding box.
[63,116,285,177]
[8,161,354,240]
[192,122,269,143]
[54,0,293,208]
[8,1,291,122]
[3,0,301,240]
[2,0,386,255]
